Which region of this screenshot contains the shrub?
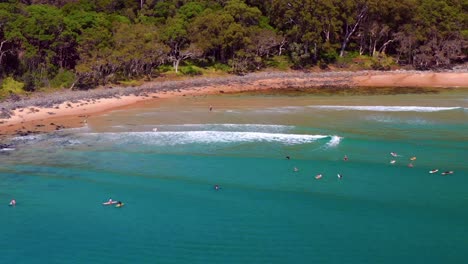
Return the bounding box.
[265,55,292,70]
[119,79,144,87]
[0,77,25,97]
[50,70,76,89]
[371,53,395,70]
[212,63,231,72]
[180,65,202,76]
[156,64,173,73]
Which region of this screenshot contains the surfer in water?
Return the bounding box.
[441,171,454,175]
[9,199,16,206]
[343,155,348,161]
[390,152,398,157]
[293,167,299,172]
[337,174,343,179]
[286,156,290,160]
[214,184,220,190]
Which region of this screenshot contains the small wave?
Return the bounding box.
[0,148,15,151]
[84,131,331,145]
[307,105,461,112]
[366,116,432,125]
[149,123,295,132]
[326,136,342,147]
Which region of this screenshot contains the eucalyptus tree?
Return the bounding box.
[0,3,19,76]
[161,2,205,72]
[6,4,77,87]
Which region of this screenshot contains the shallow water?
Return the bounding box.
[1,90,467,263]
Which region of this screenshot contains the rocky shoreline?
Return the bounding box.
[0,71,363,119]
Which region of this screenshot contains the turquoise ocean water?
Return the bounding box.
[1,90,467,263]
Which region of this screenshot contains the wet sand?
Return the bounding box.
[0,71,467,138]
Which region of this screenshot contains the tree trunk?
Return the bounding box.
[339,7,367,57]
[173,59,180,73]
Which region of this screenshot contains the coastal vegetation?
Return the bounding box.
[0,0,466,97]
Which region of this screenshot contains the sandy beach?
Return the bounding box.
[1,70,467,138]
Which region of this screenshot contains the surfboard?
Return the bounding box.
[102,201,118,205]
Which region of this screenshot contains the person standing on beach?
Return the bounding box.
[209,105,213,111]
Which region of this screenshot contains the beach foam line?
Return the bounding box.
[84,131,333,145]
[307,105,462,112]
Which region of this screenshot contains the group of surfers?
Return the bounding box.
[389,152,454,175]
[7,152,455,207]
[290,152,454,180]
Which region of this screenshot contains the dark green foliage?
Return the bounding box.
[180,65,202,76]
[0,0,465,93]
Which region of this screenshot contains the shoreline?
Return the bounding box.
[1,70,467,139]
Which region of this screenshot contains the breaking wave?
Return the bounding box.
[84,131,338,146]
[307,105,462,112]
[326,136,342,147]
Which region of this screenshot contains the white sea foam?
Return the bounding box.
[365,116,432,125]
[0,148,15,151]
[326,136,342,147]
[307,105,462,112]
[84,131,331,145]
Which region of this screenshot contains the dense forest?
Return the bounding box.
[0,0,466,94]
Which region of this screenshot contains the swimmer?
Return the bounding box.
[343,155,348,161]
[337,173,343,179]
[410,156,417,161]
[9,199,16,206]
[286,156,291,160]
[408,163,414,168]
[390,152,398,157]
[293,167,299,172]
[390,160,396,164]
[441,171,454,175]
[429,169,439,174]
[214,184,220,190]
[315,174,323,180]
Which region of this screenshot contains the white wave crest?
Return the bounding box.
[85,131,330,145]
[0,148,15,151]
[326,136,342,147]
[307,105,461,112]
